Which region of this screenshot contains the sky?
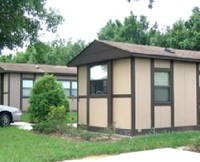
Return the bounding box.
[2,0,200,54]
[44,0,200,43]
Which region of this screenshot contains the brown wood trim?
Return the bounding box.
[88,125,200,136]
[197,63,200,125]
[131,58,135,135]
[89,95,108,98]
[151,59,155,128]
[87,65,90,126]
[33,73,36,81]
[78,95,87,98]
[113,94,131,98]
[108,61,113,126]
[20,73,22,110]
[8,73,10,106]
[135,125,200,136]
[0,74,3,105]
[77,67,79,124]
[170,60,174,127]
[107,61,113,126]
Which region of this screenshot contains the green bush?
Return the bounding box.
[33,105,68,133]
[28,74,69,123]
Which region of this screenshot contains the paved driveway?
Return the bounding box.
[64,148,200,162]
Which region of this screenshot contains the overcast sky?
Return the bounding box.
[2,0,200,54]
[44,0,200,43]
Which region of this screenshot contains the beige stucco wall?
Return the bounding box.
[78,66,87,96]
[78,98,87,124]
[3,94,8,105]
[113,58,131,94]
[155,106,171,128]
[154,59,170,68]
[9,73,20,108]
[113,98,131,129]
[174,62,197,126]
[89,98,107,127]
[22,99,29,111]
[135,58,151,130]
[69,98,77,111]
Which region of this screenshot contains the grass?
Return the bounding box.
[21,112,77,123]
[0,126,200,162]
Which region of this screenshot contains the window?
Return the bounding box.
[71,81,77,97]
[90,64,108,95]
[60,81,70,96]
[154,71,170,103]
[60,80,77,97]
[22,80,33,97]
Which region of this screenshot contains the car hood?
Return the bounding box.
[0,105,20,113]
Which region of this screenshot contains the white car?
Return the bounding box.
[0,105,22,126]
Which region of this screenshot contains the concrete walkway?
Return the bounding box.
[12,121,33,130]
[64,148,200,162]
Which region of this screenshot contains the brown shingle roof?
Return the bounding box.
[0,63,77,75]
[68,40,200,66]
[98,40,200,60]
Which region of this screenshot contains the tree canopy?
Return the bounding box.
[0,0,64,52]
[98,7,200,51]
[0,39,87,65]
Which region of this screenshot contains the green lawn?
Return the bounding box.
[0,126,200,162]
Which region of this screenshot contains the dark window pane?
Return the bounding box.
[155,87,170,102]
[90,80,107,94]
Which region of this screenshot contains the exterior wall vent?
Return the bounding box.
[35,65,40,69]
[164,48,175,54]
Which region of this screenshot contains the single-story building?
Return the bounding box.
[68,40,200,136]
[0,63,77,112]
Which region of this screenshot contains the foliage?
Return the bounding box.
[33,105,67,133]
[67,112,77,123]
[28,74,69,123]
[0,0,64,52]
[98,7,200,51]
[0,39,86,65]
[98,13,149,45]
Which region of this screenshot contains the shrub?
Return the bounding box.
[33,105,68,133]
[28,74,69,123]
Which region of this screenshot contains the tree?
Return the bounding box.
[12,51,30,63]
[184,7,200,50]
[28,42,52,64]
[28,74,69,122]
[0,39,86,65]
[98,12,150,45]
[0,0,64,52]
